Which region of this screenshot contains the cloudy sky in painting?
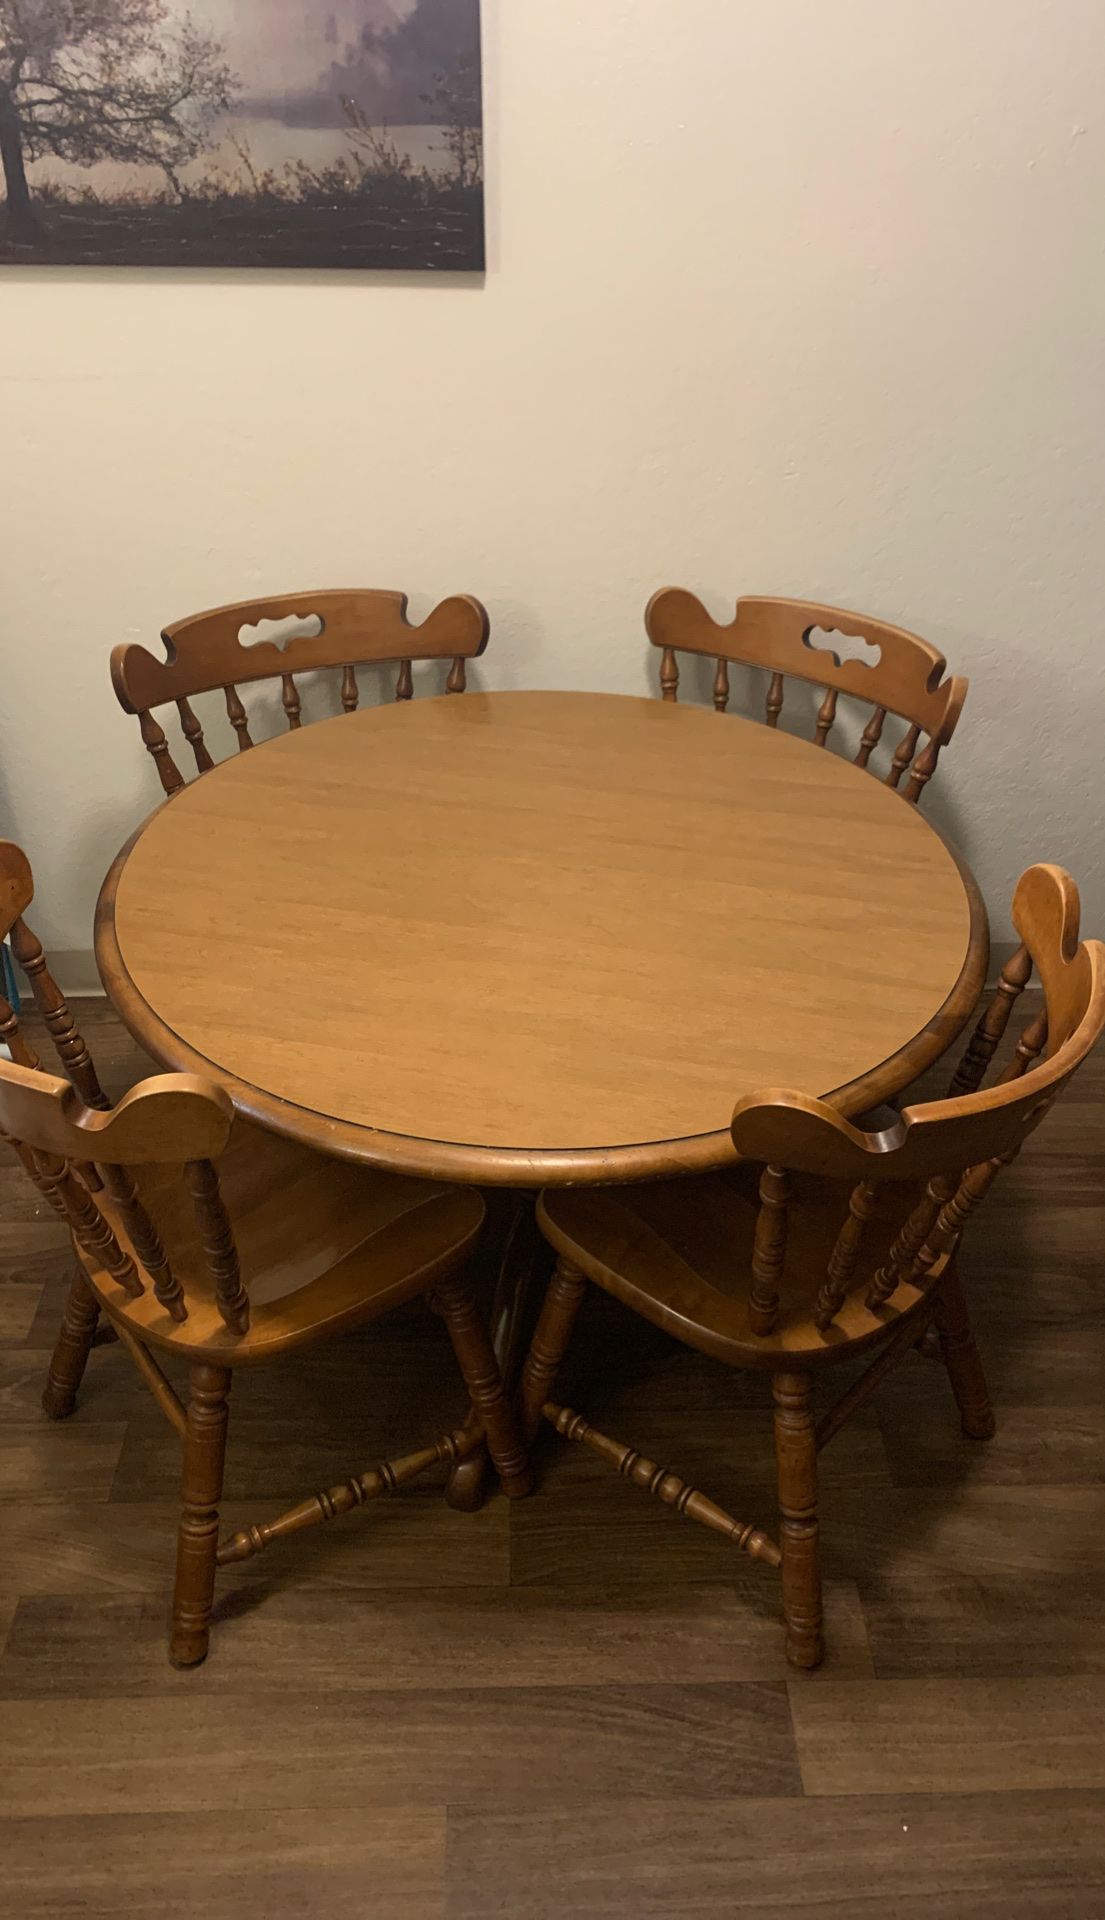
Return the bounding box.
[181,1,478,125]
[187,3,412,96]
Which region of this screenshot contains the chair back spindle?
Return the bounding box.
[999,1010,1048,1083]
[903,734,942,804]
[898,1155,1012,1294]
[750,1164,790,1335]
[814,1180,877,1329]
[100,1161,186,1321]
[187,1158,250,1333]
[765,672,785,728]
[854,706,887,768]
[138,709,186,797]
[713,659,730,713]
[223,685,253,751]
[38,1149,143,1297]
[114,591,490,792]
[885,723,921,791]
[813,686,838,748]
[866,1174,954,1310]
[11,917,108,1108]
[0,986,38,1072]
[10,1136,67,1212]
[949,946,1033,1097]
[176,698,214,774]
[281,672,302,731]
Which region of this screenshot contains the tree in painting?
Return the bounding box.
[0,1,484,269]
[0,2,234,238]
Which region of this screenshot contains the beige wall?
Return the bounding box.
[4,0,1104,973]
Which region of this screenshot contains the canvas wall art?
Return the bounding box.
[0,1,483,269]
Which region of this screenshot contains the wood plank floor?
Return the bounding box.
[1,1001,1103,1917]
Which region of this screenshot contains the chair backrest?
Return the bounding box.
[0,840,106,1109]
[113,588,490,797]
[0,837,243,1331]
[0,1052,242,1331]
[646,589,968,805]
[727,863,1105,1335]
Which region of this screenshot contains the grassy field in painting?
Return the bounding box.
[1,177,483,270]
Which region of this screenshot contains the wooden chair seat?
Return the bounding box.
[84,1120,485,1363]
[538,1169,934,1371]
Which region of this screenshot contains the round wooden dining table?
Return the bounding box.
[97,689,988,1186]
[97,688,987,1508]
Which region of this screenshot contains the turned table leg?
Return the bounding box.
[519,1255,589,1442]
[445,1190,552,1512]
[436,1267,533,1499]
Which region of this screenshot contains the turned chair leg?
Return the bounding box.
[772,1370,824,1671]
[434,1270,533,1500]
[518,1254,589,1442]
[934,1260,996,1440]
[41,1266,100,1420]
[170,1364,232,1669]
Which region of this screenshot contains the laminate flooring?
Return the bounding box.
[1,1001,1102,1917]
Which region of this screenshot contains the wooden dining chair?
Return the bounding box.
[646,589,968,804]
[0,849,528,1670]
[112,588,490,797]
[520,863,1105,1669]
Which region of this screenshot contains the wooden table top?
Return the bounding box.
[97,690,988,1185]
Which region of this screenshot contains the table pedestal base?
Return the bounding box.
[445,1189,553,1512]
